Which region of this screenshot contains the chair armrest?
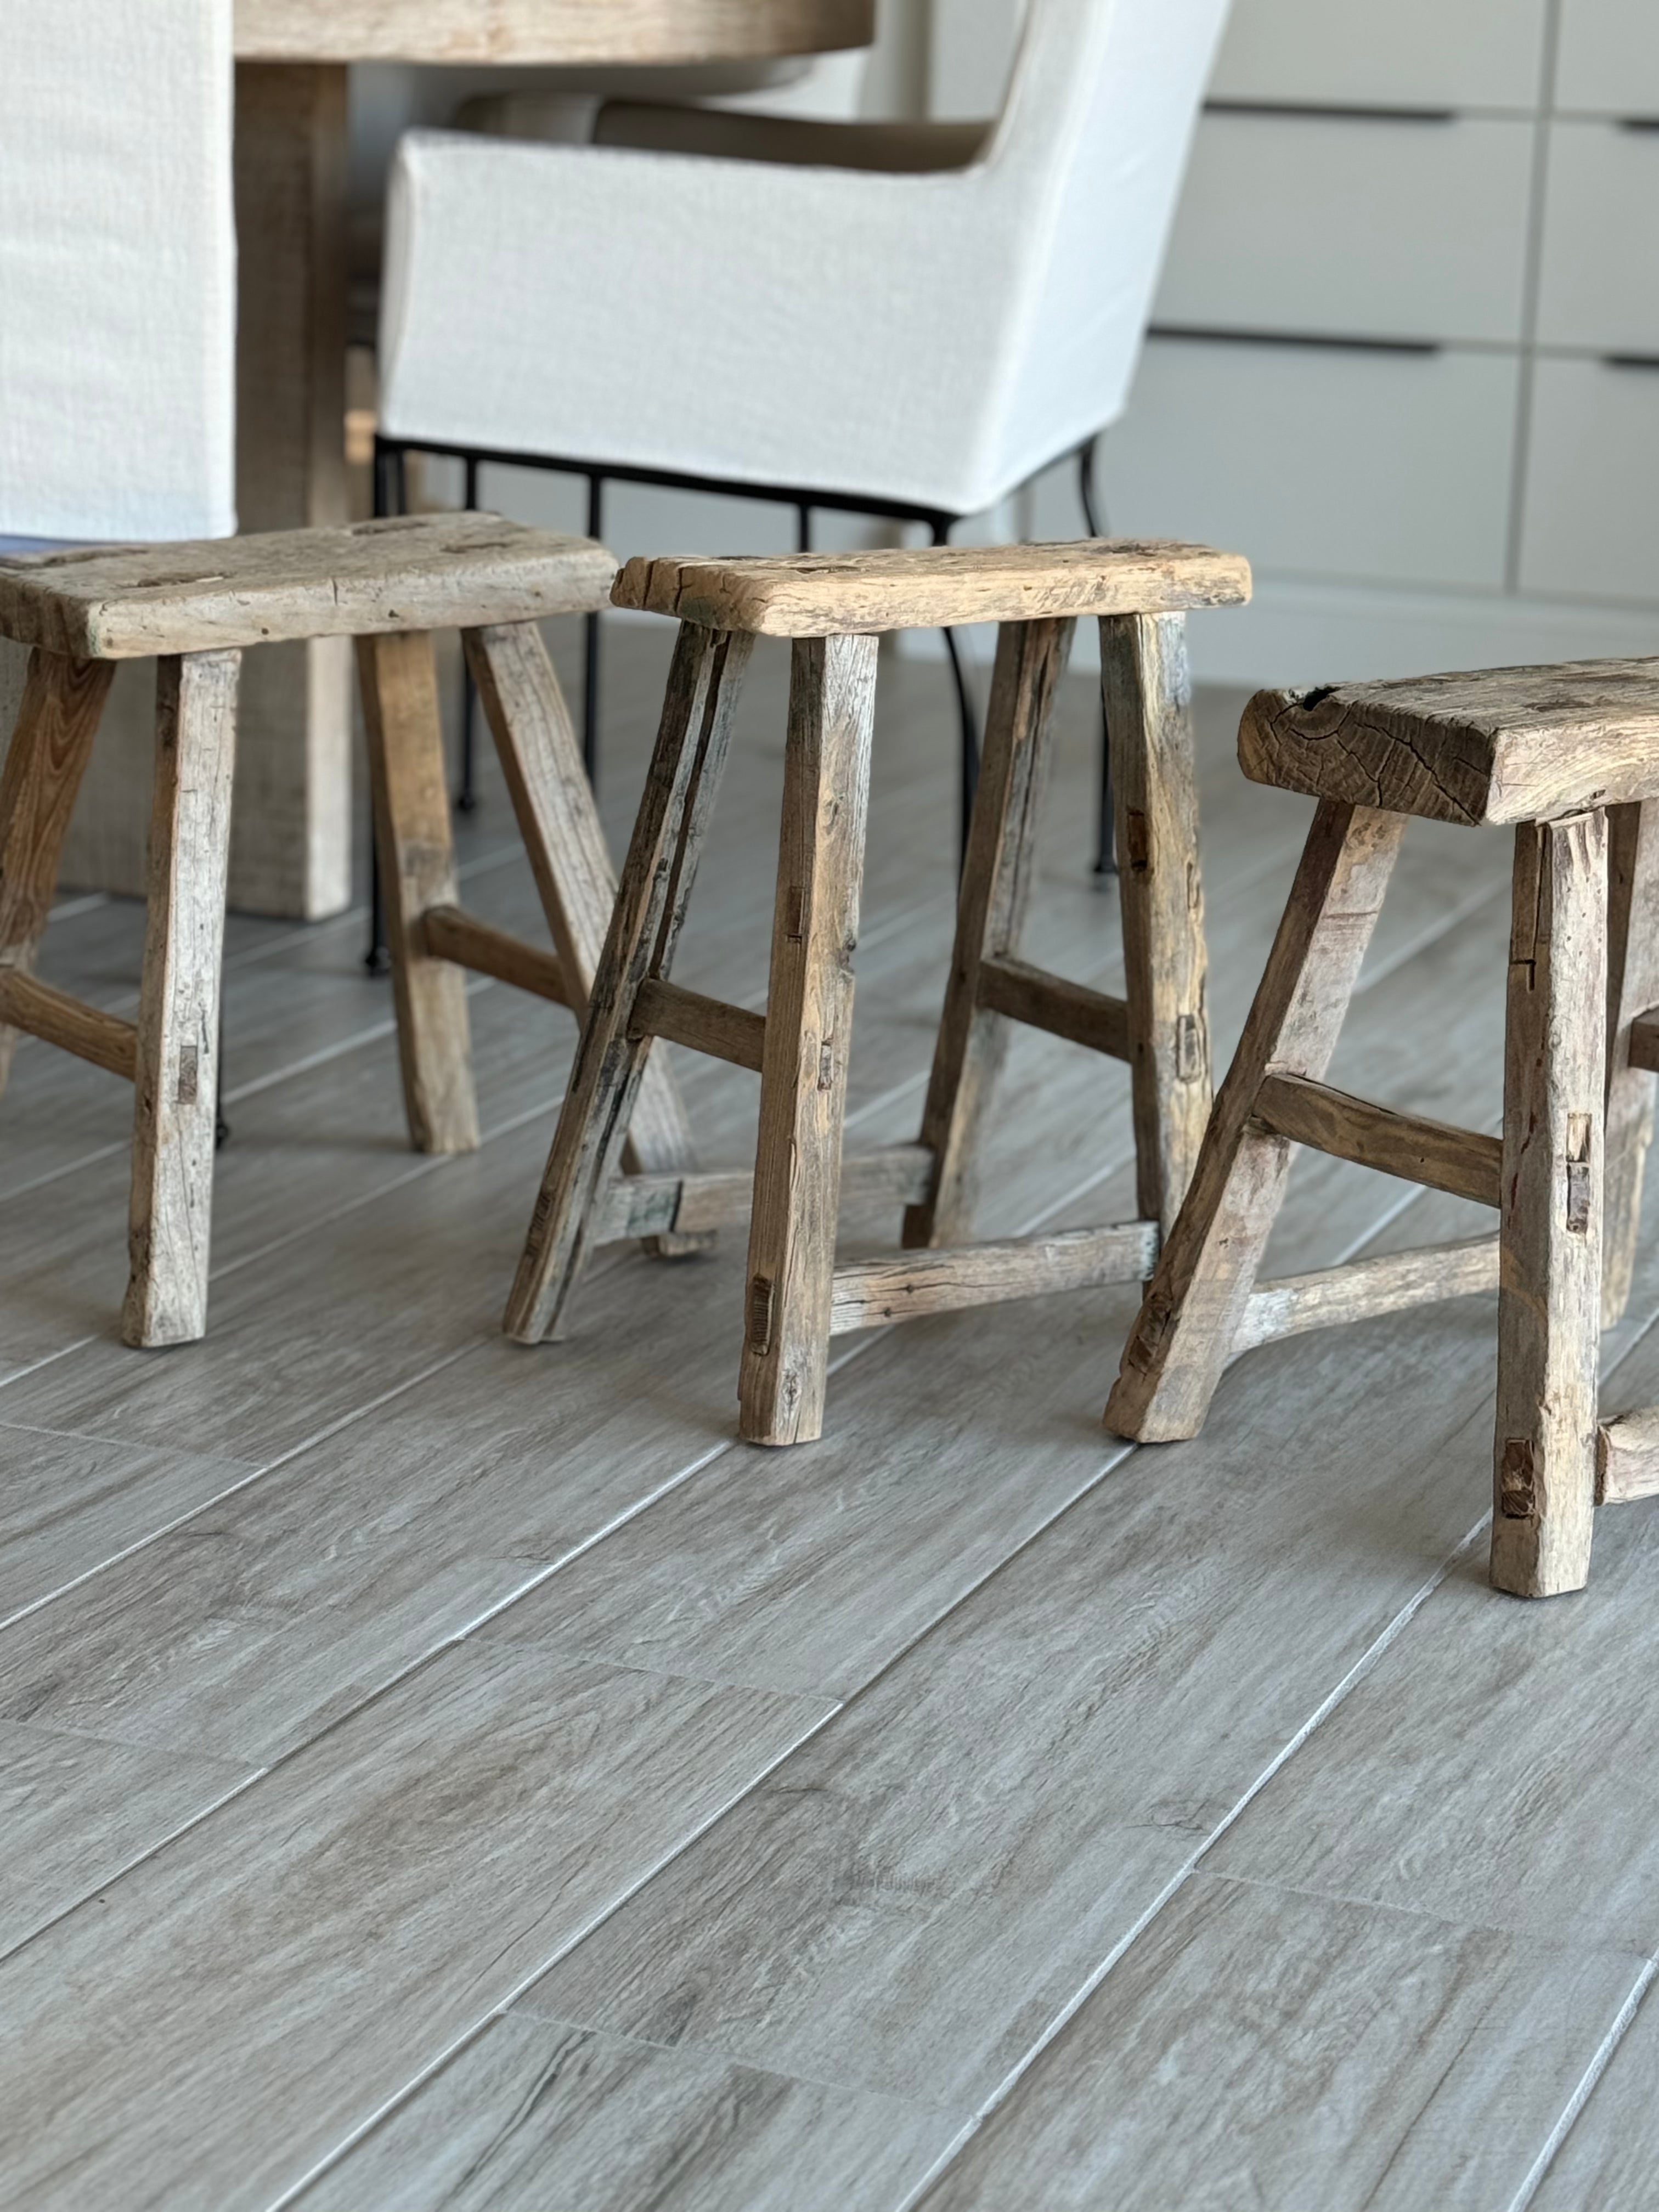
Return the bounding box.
[379,129,1023,511]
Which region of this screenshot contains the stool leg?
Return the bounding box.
[1491,812,1608,1599]
[1601,800,1659,1327]
[1106,800,1406,1442]
[123,652,239,1348]
[358,630,479,1155]
[1104,612,1212,1238]
[504,623,754,1345]
[0,650,114,1096]
[739,633,881,1446]
[464,622,707,1251]
[904,617,1074,1249]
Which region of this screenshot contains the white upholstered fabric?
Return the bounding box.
[379,0,1228,518]
[0,0,236,543]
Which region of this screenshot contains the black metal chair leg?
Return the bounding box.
[1078,437,1116,878]
[582,472,605,782]
[928,516,978,872]
[364,442,400,975]
[941,625,979,867]
[215,1009,230,1150]
[455,454,480,812]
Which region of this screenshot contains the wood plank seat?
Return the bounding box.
[1108,653,1659,1600]
[0,515,616,658]
[0,515,704,1347]
[613,538,1252,637]
[1239,659,1659,826]
[507,536,1252,1446]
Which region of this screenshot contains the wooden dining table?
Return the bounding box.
[77,3,873,918]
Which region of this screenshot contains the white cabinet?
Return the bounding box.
[1556,0,1659,116]
[1535,122,1659,355]
[1519,359,1659,602]
[1102,339,1519,591]
[1208,0,1548,111]
[1155,112,1534,346]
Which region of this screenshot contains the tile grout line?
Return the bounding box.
[1,812,1527,2194]
[1506,1955,1659,2212]
[905,1249,1659,2209]
[0,1339,487,1639]
[897,1514,1497,2211]
[261,1697,851,2212]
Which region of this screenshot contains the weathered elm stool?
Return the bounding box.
[1106,658,1659,1598]
[0,514,702,1348]
[505,537,1252,1446]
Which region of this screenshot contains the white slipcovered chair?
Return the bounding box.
[0,0,236,1127]
[0,0,236,551]
[377,0,1229,842]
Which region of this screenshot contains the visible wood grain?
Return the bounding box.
[0,517,615,663]
[1236,1236,1500,1353]
[520,1299,1503,2112]
[465,620,702,1200]
[740,632,880,1446]
[594,1144,935,1245]
[123,653,240,1349]
[0,1718,251,1960]
[1596,1405,1659,1503]
[1207,1350,1659,1954]
[613,539,1251,640]
[0,972,137,1081]
[1491,811,1607,1598]
[358,629,479,1154]
[0,637,1608,2212]
[0,1640,830,2212]
[631,978,767,1074]
[1107,802,1407,1441]
[420,902,569,1004]
[1601,802,1659,1325]
[975,958,1130,1060]
[1253,1071,1502,1206]
[1105,612,1213,1234]
[0,651,114,1091]
[290,2014,956,2212]
[905,619,1074,1249]
[919,1874,1643,2212]
[830,1222,1157,1333]
[1239,659,1659,827]
[233,0,876,66]
[0,1418,260,1630]
[505,624,754,1344]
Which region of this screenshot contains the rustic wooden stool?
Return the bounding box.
[505,537,1252,1445]
[1106,658,1659,1598]
[0,514,702,1348]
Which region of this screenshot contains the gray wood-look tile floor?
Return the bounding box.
[1,616,1650,2210]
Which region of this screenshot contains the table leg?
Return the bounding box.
[229,61,353,918]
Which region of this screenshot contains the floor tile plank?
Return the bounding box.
[291,2015,959,2212]
[0,1643,830,2212]
[918,1874,1643,2212]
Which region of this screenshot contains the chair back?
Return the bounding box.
[0,0,236,544]
[972,0,1231,496]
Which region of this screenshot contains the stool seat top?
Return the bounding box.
[612,538,1251,638]
[1240,658,1659,826]
[0,515,616,661]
